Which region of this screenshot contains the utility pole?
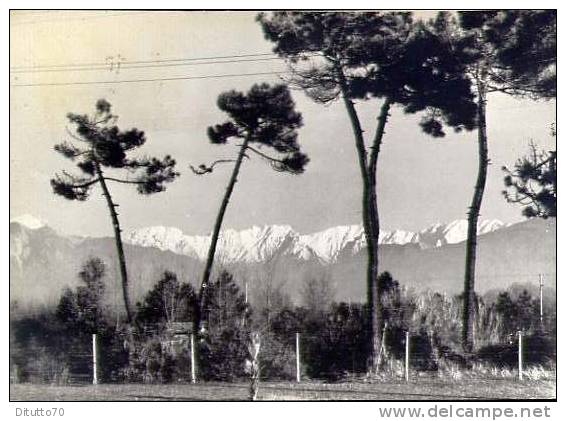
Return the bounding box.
[539,274,544,326]
[405,331,410,382]
[296,332,301,383]
[518,330,523,381]
[190,333,196,384]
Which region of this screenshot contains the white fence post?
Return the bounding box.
[518,330,523,381]
[248,332,261,401]
[190,333,196,384]
[405,331,410,382]
[377,322,388,369]
[296,332,301,383]
[92,333,98,385]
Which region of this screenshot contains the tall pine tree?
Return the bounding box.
[191,83,308,336]
[258,11,476,372]
[51,99,179,326]
[432,11,556,352]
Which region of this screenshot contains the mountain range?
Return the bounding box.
[125,219,509,264]
[9,215,556,311]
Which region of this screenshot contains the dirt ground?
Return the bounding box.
[10,378,556,401]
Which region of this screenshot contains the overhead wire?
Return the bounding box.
[10,51,325,88]
[10,71,288,88]
[9,52,291,71]
[10,11,147,26]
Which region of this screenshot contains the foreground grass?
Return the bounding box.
[10,378,555,401]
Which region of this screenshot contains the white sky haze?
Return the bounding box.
[9,10,557,237]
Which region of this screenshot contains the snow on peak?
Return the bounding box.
[380,229,419,245]
[298,225,365,263]
[126,224,298,263]
[417,219,507,249]
[443,219,469,244]
[10,214,46,230]
[125,219,510,263]
[478,219,507,234]
[126,226,208,260]
[216,224,297,262]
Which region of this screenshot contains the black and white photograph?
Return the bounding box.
[8,7,557,406]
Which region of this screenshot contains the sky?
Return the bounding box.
[9,10,557,238]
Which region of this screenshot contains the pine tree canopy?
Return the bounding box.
[502,141,556,219]
[455,10,556,99]
[207,83,308,174]
[258,11,478,137]
[51,99,179,201]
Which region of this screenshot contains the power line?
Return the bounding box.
[10,52,283,71]
[10,70,287,88]
[10,56,287,74]
[11,11,146,26]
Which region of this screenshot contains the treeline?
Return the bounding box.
[10,259,555,384]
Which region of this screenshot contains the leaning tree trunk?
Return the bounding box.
[96,164,135,326]
[339,91,380,373]
[366,98,392,373]
[195,136,251,337]
[337,66,392,373]
[462,80,488,353]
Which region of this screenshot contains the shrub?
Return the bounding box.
[197,271,252,381]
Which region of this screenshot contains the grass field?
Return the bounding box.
[10,379,556,401]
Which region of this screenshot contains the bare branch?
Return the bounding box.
[189,159,238,175]
[69,178,100,189]
[283,63,340,105]
[56,172,100,189]
[244,145,285,163]
[65,126,90,144]
[60,170,99,186]
[104,176,146,185]
[244,145,307,174]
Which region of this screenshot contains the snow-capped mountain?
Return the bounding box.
[9,216,556,307]
[125,219,509,264]
[416,219,509,249]
[10,214,46,230]
[297,225,366,262]
[127,224,300,263]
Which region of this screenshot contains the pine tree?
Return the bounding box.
[198,271,252,381]
[502,127,556,219]
[56,257,107,334]
[436,11,556,352]
[258,11,476,372]
[51,99,179,325]
[136,271,197,329]
[191,83,308,335]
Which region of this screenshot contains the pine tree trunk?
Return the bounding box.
[462,81,488,353]
[195,137,250,336]
[95,164,135,326]
[366,180,381,374]
[339,93,379,372]
[337,66,392,374]
[367,99,391,373]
